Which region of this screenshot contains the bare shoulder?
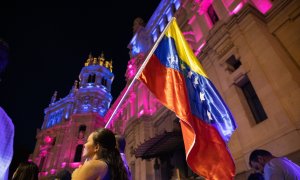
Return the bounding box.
[82,159,108,173]
[73,160,108,180]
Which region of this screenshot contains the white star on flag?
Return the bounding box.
[188,71,193,78]
[207,111,213,121]
[193,76,199,85]
[168,55,178,64]
[199,91,205,101]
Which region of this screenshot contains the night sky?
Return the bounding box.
[0,1,160,174]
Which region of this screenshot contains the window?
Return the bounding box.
[226,55,241,73]
[87,74,96,83]
[207,4,219,25]
[52,137,56,146]
[166,5,175,21]
[238,76,267,123]
[74,144,84,162]
[39,156,45,170]
[78,125,86,139]
[152,28,159,42]
[79,125,86,132]
[101,78,107,86]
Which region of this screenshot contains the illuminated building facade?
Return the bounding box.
[29,53,114,177]
[106,0,300,179]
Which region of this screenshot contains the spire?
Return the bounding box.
[109,59,113,72]
[99,51,105,66]
[72,80,78,91]
[85,52,93,66]
[50,91,57,104]
[70,80,78,95]
[93,57,97,65]
[84,51,112,72]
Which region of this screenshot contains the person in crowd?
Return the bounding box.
[0,39,14,180]
[11,161,39,180]
[249,149,300,180]
[115,134,132,180]
[247,172,264,180]
[72,128,128,180]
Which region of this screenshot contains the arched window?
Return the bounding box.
[73,144,84,162]
[87,74,96,83]
[79,125,86,132]
[78,125,86,139]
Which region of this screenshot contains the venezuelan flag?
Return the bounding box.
[138,19,237,179]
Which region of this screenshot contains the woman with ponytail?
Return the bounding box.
[72,128,128,180]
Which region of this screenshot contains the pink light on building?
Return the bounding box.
[40,171,48,176]
[148,108,156,115]
[61,162,67,168]
[41,150,47,157]
[44,136,52,143]
[195,41,206,56]
[128,70,135,79]
[50,169,56,175]
[204,13,213,29]
[126,58,137,79]
[188,15,196,25]
[251,0,272,14]
[138,110,144,117]
[69,162,81,168]
[232,2,243,14]
[222,0,234,8]
[196,0,213,15]
[183,31,195,36]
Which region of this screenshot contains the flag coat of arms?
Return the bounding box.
[138,18,237,179]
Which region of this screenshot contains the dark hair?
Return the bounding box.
[115,134,126,153]
[55,169,71,180]
[12,161,39,180]
[248,172,264,180]
[92,128,128,180]
[249,149,272,166]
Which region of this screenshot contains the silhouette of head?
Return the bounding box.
[12,161,39,180]
[93,128,116,150]
[249,149,272,173]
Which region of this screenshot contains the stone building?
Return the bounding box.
[106,0,300,179]
[29,53,114,177]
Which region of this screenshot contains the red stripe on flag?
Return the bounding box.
[139,55,235,179]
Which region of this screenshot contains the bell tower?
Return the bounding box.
[29,52,114,177]
[74,52,114,116]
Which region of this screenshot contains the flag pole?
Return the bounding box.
[105,17,176,128]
